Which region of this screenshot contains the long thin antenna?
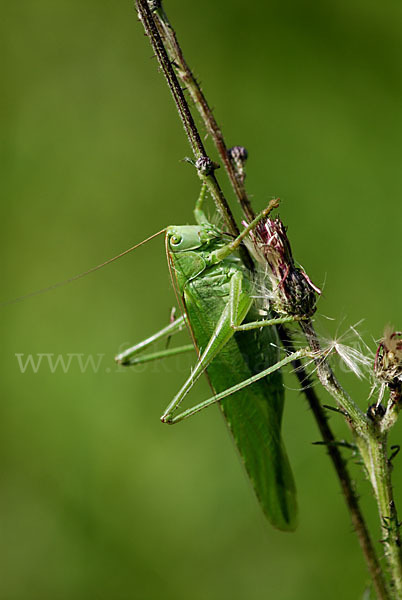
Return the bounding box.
[1,228,166,307]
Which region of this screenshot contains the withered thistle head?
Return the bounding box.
[249,217,320,318]
[374,327,402,387]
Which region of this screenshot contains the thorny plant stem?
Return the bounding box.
[136,2,399,597]
[300,318,402,597]
[278,325,390,600]
[151,3,254,222]
[358,432,402,599]
[135,0,254,272]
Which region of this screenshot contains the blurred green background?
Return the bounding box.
[1,1,402,598]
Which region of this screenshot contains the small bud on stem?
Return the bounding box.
[195,156,219,176]
[375,327,402,404]
[228,145,248,185]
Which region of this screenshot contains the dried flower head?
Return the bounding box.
[374,326,402,386]
[249,217,321,318]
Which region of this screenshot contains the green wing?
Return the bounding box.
[185,283,297,531]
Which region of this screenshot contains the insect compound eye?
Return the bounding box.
[170,234,183,247]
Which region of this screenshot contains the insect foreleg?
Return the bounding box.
[118,345,194,367]
[115,315,187,365]
[210,199,279,264]
[194,182,209,225]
